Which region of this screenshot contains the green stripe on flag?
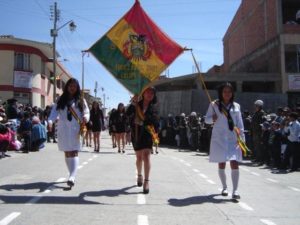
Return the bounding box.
[90,35,151,94]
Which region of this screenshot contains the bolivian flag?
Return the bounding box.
[89,0,184,94]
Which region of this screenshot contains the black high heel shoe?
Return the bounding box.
[143,179,149,194]
[137,175,143,187]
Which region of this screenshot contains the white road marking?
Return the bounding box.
[137,215,149,225]
[25,195,42,205]
[266,178,278,183]
[198,173,208,179]
[185,163,191,167]
[238,202,254,211]
[26,178,65,205]
[260,219,277,225]
[56,177,66,183]
[88,158,93,161]
[137,194,146,205]
[193,169,200,173]
[251,172,260,176]
[0,212,21,225]
[78,165,83,170]
[206,179,216,184]
[288,186,300,192]
[240,167,250,172]
[179,159,185,163]
[83,162,88,165]
[93,155,98,158]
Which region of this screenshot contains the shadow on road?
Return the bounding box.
[168,194,232,207]
[0,181,65,193]
[0,185,139,205]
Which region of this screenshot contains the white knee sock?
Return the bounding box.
[218,169,227,189]
[65,157,79,181]
[231,169,239,192]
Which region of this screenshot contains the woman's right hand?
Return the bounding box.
[131,95,138,104]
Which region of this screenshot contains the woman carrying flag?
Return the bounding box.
[48,78,90,189]
[126,87,159,194]
[205,82,245,200]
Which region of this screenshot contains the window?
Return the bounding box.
[285,44,300,73]
[14,52,31,71]
[41,61,46,75]
[282,0,300,24]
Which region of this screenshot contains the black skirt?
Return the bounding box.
[131,125,153,151]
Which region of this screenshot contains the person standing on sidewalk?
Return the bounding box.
[205,82,245,200]
[48,78,90,188]
[126,87,159,194]
[251,100,266,164]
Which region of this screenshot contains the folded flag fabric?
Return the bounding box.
[89,0,184,94]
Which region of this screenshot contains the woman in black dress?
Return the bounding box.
[126,87,159,194]
[90,101,104,152]
[114,103,127,153]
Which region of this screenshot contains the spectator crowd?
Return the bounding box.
[1,97,300,174]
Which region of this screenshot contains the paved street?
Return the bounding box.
[0,132,299,225]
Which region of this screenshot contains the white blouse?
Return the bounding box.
[48,99,90,152]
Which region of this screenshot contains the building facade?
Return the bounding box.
[153,0,300,116]
[222,0,300,104]
[0,35,71,108]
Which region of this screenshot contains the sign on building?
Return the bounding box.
[13,71,33,88]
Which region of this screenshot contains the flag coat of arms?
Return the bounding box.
[89,0,184,95]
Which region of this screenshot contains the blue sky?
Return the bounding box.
[0,0,240,110]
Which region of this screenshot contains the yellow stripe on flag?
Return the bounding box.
[106,19,167,81]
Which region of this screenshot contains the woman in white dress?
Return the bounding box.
[48,78,90,188]
[205,82,245,199]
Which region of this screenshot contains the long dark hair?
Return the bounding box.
[217,82,234,111]
[91,101,101,114]
[142,86,157,106]
[56,78,83,112]
[217,82,235,131]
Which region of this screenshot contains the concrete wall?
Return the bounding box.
[157,90,288,117]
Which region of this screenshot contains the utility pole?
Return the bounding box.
[103,93,106,109]
[50,2,58,102]
[50,2,76,102]
[94,81,98,97]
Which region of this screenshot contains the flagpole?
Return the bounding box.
[184,48,213,105]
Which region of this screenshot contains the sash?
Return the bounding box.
[68,106,87,138]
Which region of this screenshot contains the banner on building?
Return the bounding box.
[14,71,33,88]
[89,0,183,95]
[288,74,300,90]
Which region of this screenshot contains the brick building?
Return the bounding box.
[153,0,300,116]
[222,0,300,104]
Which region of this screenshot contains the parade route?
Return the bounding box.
[0,132,299,225]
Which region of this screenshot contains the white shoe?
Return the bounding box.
[232,191,240,199]
[221,188,228,196]
[67,178,75,187]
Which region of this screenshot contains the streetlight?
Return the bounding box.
[50,2,76,102]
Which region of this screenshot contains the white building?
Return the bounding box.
[0,35,72,107]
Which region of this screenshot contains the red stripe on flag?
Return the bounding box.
[124,1,183,65]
